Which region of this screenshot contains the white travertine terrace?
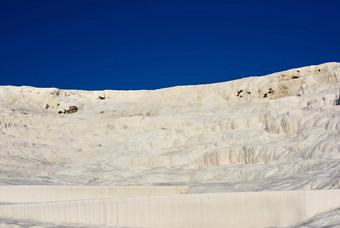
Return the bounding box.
[0,190,340,228]
[0,186,188,203]
[0,62,340,227]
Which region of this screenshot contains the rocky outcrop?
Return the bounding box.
[58,106,78,114]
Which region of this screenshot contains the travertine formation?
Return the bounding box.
[0,62,340,227]
[1,189,340,228]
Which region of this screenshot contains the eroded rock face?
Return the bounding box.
[0,62,339,192]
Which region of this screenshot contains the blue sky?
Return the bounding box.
[1,0,339,90]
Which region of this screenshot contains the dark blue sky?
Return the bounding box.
[1,0,339,90]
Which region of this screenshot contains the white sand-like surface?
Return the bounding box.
[1,62,340,227]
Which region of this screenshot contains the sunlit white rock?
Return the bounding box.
[1,62,340,227]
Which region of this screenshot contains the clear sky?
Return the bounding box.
[1,0,339,90]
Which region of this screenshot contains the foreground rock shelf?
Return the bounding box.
[0,185,188,203]
[0,188,340,228]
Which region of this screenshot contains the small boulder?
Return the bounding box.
[65,106,78,114]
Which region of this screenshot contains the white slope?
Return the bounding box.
[284,207,340,228]
[1,62,340,191]
[0,62,340,227]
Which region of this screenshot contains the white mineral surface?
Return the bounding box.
[0,62,340,227]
